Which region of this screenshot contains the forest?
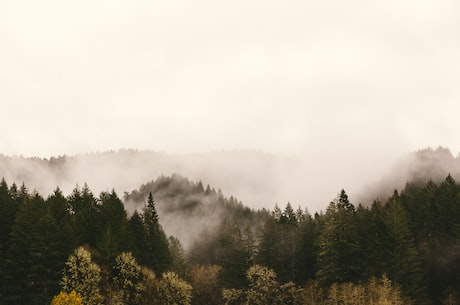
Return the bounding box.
[1,172,460,305]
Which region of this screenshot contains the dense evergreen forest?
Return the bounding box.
[1,172,460,305]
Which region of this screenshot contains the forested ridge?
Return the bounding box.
[1,173,460,304]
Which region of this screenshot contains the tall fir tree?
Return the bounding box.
[5,192,66,305]
[126,211,147,265]
[67,184,100,247]
[143,192,172,274]
[384,193,426,303]
[316,190,362,286]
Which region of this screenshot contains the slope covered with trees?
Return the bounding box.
[0,172,460,304]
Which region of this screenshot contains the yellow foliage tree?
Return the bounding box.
[51,290,83,305]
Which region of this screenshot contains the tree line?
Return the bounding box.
[1,174,460,304]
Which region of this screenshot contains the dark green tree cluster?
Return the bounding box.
[2,173,460,305]
[189,176,460,304]
[0,179,173,305]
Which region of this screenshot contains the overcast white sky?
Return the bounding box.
[1,1,459,163]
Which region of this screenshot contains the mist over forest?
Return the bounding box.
[1,147,460,305]
[1,147,458,213]
[2,0,459,303]
[1,147,458,250]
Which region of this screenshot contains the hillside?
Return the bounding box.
[358,147,460,204]
[0,150,297,210]
[123,174,267,249]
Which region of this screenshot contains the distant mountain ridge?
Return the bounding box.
[1,147,459,213]
[358,147,460,204]
[123,174,266,249]
[0,149,289,210]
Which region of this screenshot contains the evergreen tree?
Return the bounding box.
[316,190,361,286]
[0,178,14,257]
[257,216,280,273]
[143,192,172,273]
[241,226,256,267]
[126,211,147,265]
[67,184,100,247]
[0,178,15,301]
[169,236,190,280]
[359,200,391,279]
[217,220,248,288]
[96,190,128,267]
[5,191,66,305]
[99,190,127,239]
[296,211,318,284]
[383,194,426,303]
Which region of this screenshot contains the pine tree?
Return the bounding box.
[217,220,248,288]
[296,211,318,284]
[169,236,190,280]
[360,200,391,279]
[316,190,361,286]
[5,191,66,305]
[143,192,172,273]
[126,211,147,265]
[383,195,426,303]
[96,190,128,266]
[0,179,14,257]
[67,184,100,247]
[0,178,15,300]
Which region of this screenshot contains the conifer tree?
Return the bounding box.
[0,179,14,258]
[169,236,190,280]
[126,211,147,265]
[316,190,361,286]
[217,220,248,288]
[0,178,15,299]
[67,184,100,247]
[143,192,172,273]
[383,195,426,303]
[5,191,65,305]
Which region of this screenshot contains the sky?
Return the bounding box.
[1,0,460,206]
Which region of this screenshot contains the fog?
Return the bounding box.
[0,148,458,217]
[1,0,459,212]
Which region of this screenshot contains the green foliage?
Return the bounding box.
[156,271,192,305]
[61,247,103,305]
[1,174,460,305]
[169,236,190,280]
[383,194,425,302]
[5,192,66,305]
[257,203,307,283]
[143,192,172,274]
[112,252,144,305]
[223,265,283,305]
[245,265,279,305]
[126,211,147,265]
[316,190,362,285]
[190,265,223,305]
[67,185,99,247]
